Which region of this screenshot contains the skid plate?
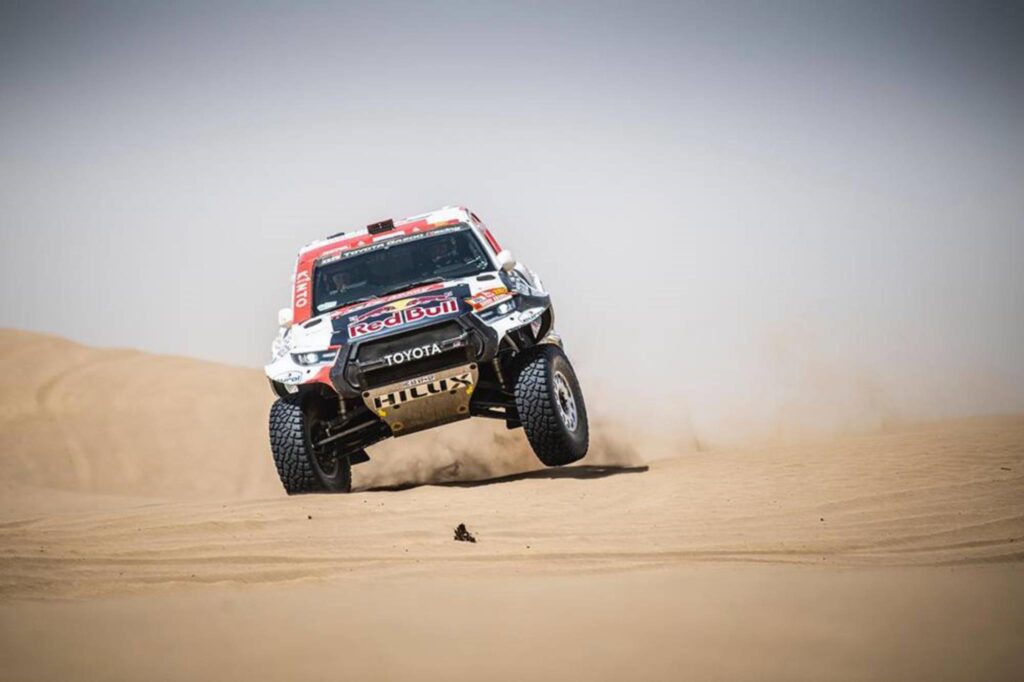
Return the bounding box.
[361,363,478,436]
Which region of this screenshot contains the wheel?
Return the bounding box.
[268,395,352,494]
[513,344,589,466]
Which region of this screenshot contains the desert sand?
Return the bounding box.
[0,329,1021,681]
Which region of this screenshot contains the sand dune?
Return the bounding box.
[0,329,638,509]
[0,330,1022,680]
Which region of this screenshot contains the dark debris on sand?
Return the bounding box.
[453,523,476,543]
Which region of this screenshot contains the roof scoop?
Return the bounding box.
[367,219,395,235]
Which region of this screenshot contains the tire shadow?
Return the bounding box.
[361,464,649,492]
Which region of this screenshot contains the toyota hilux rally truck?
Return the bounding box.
[264,206,588,493]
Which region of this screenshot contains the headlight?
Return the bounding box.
[292,350,338,365]
[468,288,518,321]
[478,299,517,321]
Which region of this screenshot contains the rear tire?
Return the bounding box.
[269,395,352,494]
[513,344,589,466]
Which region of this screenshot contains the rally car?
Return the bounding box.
[265,206,589,493]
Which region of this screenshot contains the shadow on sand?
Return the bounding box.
[363,464,650,492]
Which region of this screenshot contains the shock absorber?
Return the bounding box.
[492,357,507,390]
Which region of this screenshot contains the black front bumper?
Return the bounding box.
[329,312,499,398]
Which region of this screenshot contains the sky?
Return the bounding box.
[1,1,1022,441]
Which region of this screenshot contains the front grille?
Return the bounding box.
[354,321,473,388]
[363,348,471,387]
[356,322,464,364]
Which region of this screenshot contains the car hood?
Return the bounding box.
[285,274,505,352]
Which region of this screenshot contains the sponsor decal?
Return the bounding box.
[465,287,513,312]
[507,271,535,295]
[347,292,459,339]
[383,342,443,366]
[518,306,544,326]
[402,374,437,388]
[294,270,311,309]
[319,226,464,265]
[349,293,450,324]
[372,372,473,410]
[273,370,304,384]
[331,282,447,319]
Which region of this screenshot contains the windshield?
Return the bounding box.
[312,226,492,314]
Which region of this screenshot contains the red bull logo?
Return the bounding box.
[348,293,451,324]
[347,293,458,339]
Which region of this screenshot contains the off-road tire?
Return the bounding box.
[269,395,352,494]
[513,344,589,466]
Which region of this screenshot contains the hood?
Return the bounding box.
[286,274,503,352]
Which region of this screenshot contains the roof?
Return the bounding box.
[297,206,473,261]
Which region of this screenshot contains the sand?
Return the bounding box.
[0,329,1022,680]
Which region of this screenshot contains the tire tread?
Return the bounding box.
[268,395,325,494]
[513,345,588,466]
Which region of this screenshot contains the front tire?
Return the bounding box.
[269,395,352,494]
[513,345,589,466]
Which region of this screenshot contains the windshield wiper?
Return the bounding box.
[338,295,378,308]
[327,278,447,313]
[377,277,445,298]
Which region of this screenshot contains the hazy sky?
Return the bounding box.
[2,1,1022,439]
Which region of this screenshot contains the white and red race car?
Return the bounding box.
[265,206,589,493]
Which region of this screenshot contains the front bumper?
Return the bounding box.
[329,311,499,399]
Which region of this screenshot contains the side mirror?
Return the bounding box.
[496,250,517,272]
[277,307,294,328]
